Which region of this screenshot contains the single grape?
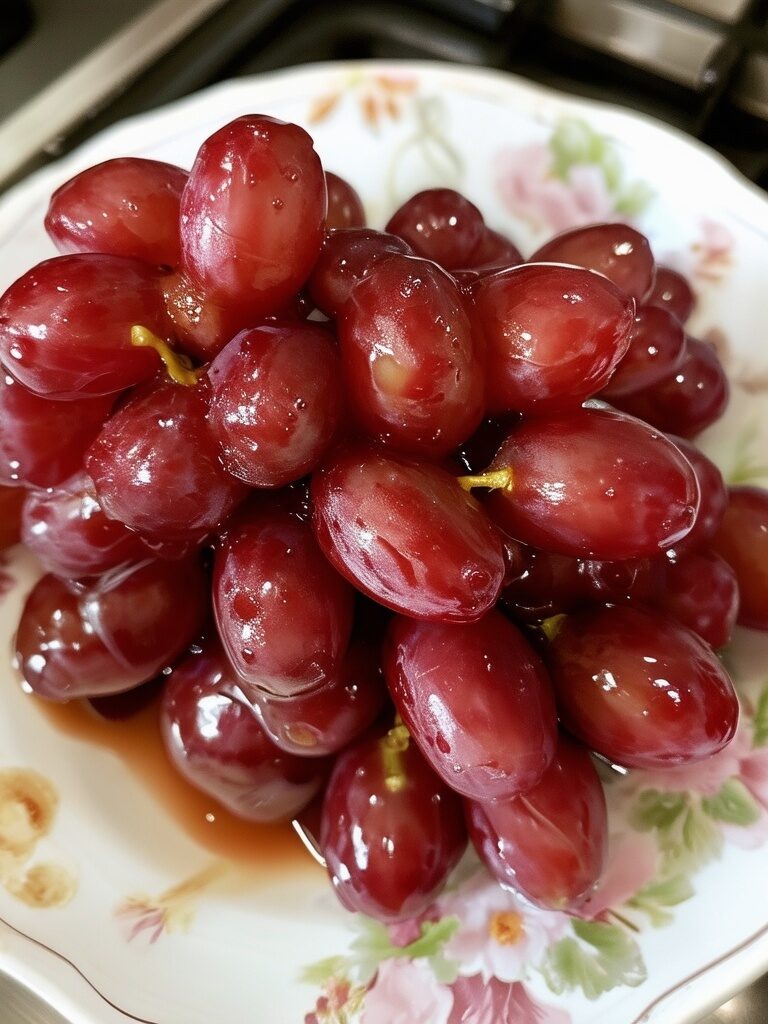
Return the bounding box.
[87,377,247,545]
[547,605,739,768]
[162,269,247,362]
[44,157,188,266]
[311,444,505,622]
[600,305,686,398]
[320,726,466,922]
[385,188,485,269]
[0,255,167,398]
[472,263,633,415]
[308,228,413,318]
[338,254,484,456]
[0,370,112,488]
[666,436,727,553]
[530,222,656,301]
[660,550,739,649]
[466,735,607,912]
[647,265,695,324]
[21,471,148,578]
[213,500,355,697]
[384,610,557,800]
[0,485,25,550]
[461,227,523,273]
[161,639,329,822]
[712,486,768,630]
[325,171,365,230]
[483,406,699,559]
[180,114,326,319]
[207,323,343,488]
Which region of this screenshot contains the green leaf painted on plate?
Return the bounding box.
[626,874,695,927]
[299,956,351,986]
[344,915,460,984]
[541,919,647,1000]
[629,789,688,832]
[727,420,768,486]
[615,181,654,216]
[702,778,761,826]
[550,119,595,179]
[753,685,768,747]
[629,789,723,875]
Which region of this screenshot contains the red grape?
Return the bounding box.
[472,263,633,415]
[712,486,768,630]
[530,222,655,301]
[385,188,485,269]
[547,605,739,768]
[600,305,686,398]
[384,610,557,800]
[311,444,505,622]
[0,485,24,550]
[308,228,413,318]
[320,727,466,921]
[44,157,188,266]
[462,227,523,273]
[325,171,365,230]
[667,436,727,553]
[162,269,247,362]
[647,265,695,324]
[660,550,739,649]
[466,735,607,912]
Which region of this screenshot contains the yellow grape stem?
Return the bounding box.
[381,714,411,794]
[540,613,567,642]
[457,466,514,494]
[130,325,203,387]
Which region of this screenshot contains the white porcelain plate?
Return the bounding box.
[1,61,767,1024]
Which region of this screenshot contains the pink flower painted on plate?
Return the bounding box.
[582,832,658,921]
[361,958,452,1024]
[448,975,571,1024]
[691,218,734,283]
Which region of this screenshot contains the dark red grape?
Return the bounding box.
[311,444,505,622]
[44,157,188,266]
[87,378,247,545]
[161,639,328,822]
[308,228,413,318]
[88,678,164,720]
[21,471,148,578]
[0,255,167,398]
[320,727,466,921]
[466,735,607,911]
[207,323,343,488]
[462,227,523,273]
[325,171,365,230]
[483,407,699,559]
[384,610,557,800]
[647,265,695,324]
[385,188,484,269]
[530,222,655,301]
[601,305,686,398]
[338,254,484,455]
[0,485,25,550]
[180,115,326,319]
[213,500,355,697]
[667,436,727,553]
[161,269,246,362]
[660,550,739,649]
[712,486,768,630]
[472,263,633,415]
[547,605,739,768]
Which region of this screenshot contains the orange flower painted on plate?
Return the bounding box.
[116,861,228,943]
[308,73,418,130]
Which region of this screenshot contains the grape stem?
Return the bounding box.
[381,714,410,793]
[456,467,514,494]
[540,613,567,642]
[130,325,203,387]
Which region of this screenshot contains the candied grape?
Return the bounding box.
[21,471,148,578]
[385,188,484,269]
[484,407,699,559]
[600,305,686,398]
[44,157,188,266]
[473,263,633,415]
[0,255,167,398]
[667,436,727,553]
[384,610,557,800]
[180,114,326,319]
[647,265,695,324]
[320,727,466,921]
[325,171,365,230]
[0,370,112,488]
[338,254,484,455]
[0,485,25,550]
[547,605,739,768]
[466,735,607,911]
[207,323,343,488]
[311,444,505,622]
[308,228,413,318]
[161,639,328,822]
[214,500,355,697]
[660,550,739,649]
[712,486,768,630]
[530,222,655,301]
[87,378,247,545]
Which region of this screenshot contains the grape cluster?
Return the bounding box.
[1,113,764,924]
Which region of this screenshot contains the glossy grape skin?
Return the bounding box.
[463,227,523,273]
[466,736,607,911]
[308,228,413,318]
[0,370,112,489]
[600,305,686,398]
[384,610,557,800]
[0,255,166,398]
[712,486,768,630]
[485,407,699,560]
[530,222,655,301]
[21,472,148,578]
[666,436,727,553]
[647,265,695,324]
[547,605,739,768]
[311,444,505,622]
[214,501,355,697]
[472,263,633,415]
[44,157,188,266]
[660,550,739,649]
[0,485,25,550]
[87,378,247,545]
[180,114,326,319]
[207,323,343,488]
[161,640,328,822]
[385,188,485,270]
[338,254,484,455]
[325,172,365,230]
[320,730,466,922]
[612,338,729,438]
[161,269,247,362]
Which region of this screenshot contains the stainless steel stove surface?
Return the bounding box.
[1,1,767,1021]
